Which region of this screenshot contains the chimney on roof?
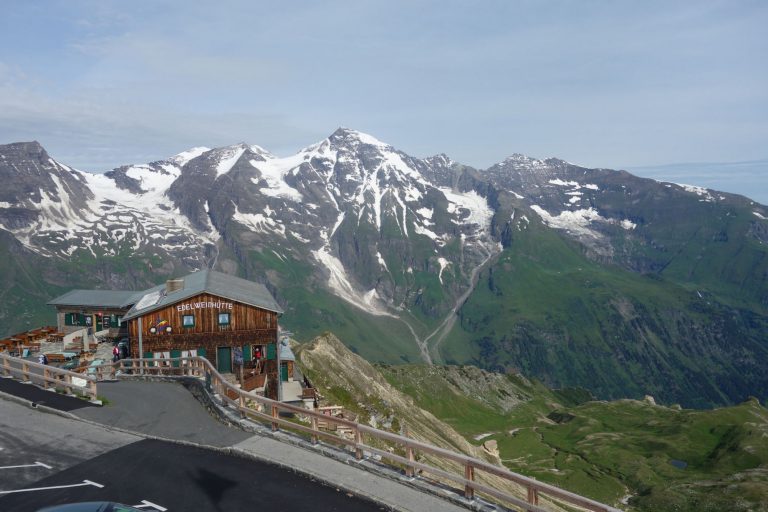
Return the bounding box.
[166,279,184,294]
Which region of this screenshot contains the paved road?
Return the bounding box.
[0,378,97,412]
[0,400,139,490]
[74,380,251,447]
[2,378,472,512]
[0,438,388,512]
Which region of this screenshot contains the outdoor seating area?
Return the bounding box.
[0,326,62,356]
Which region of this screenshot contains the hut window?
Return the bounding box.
[218,313,230,326]
[65,313,83,326]
[182,314,195,328]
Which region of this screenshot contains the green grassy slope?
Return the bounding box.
[0,232,63,334]
[380,364,768,512]
[438,221,768,408]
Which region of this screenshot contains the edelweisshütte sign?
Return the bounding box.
[176,300,234,312]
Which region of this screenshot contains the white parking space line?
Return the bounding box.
[0,479,104,494]
[134,500,168,511]
[0,461,53,470]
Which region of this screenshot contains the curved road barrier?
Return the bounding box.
[93,356,622,512]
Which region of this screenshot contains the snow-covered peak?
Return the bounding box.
[502,153,549,170]
[209,144,248,177]
[170,146,210,166]
[328,127,391,149]
[248,144,275,159]
[425,153,453,167]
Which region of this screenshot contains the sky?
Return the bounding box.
[1,1,767,201]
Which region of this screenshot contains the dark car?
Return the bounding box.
[37,502,144,512]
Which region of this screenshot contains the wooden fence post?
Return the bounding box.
[406,445,415,477]
[355,427,363,460]
[2,356,10,377]
[89,379,98,401]
[43,368,50,389]
[22,361,29,381]
[311,416,318,445]
[271,404,279,431]
[464,463,475,500]
[527,485,539,505]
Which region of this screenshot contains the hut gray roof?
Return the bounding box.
[48,289,142,308]
[122,269,282,321]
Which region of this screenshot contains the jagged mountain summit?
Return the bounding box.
[0,130,766,408]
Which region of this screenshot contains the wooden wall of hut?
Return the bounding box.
[128,293,278,338]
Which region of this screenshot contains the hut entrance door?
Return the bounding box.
[217,347,232,373]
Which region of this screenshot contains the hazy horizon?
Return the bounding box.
[1,1,765,201]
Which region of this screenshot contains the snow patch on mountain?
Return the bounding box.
[215,145,246,177]
[549,179,599,191]
[531,205,606,239]
[312,247,394,317]
[620,219,637,230]
[414,223,440,241]
[677,183,714,201]
[376,251,389,271]
[416,207,433,219]
[232,204,286,237]
[249,155,306,201]
[124,164,179,194]
[549,178,580,187]
[439,188,494,231]
[438,257,450,284]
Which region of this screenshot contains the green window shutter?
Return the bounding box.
[197,347,206,358]
[242,345,251,361]
[280,363,289,382]
[170,349,181,368]
[64,313,73,326]
[143,352,153,359]
[266,343,276,360]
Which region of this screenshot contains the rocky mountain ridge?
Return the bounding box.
[0,130,766,407]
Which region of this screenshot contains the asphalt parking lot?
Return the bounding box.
[1,378,467,512]
[0,438,387,512]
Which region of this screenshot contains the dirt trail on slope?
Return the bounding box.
[398,238,500,365]
[425,240,500,363]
